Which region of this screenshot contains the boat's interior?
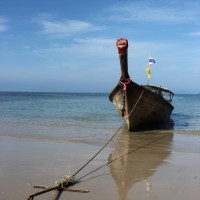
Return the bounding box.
[143,85,174,102]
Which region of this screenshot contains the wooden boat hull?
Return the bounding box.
[109,81,174,131]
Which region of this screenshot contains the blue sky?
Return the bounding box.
[0,0,199,93]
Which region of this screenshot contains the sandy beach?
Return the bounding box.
[0,130,200,200]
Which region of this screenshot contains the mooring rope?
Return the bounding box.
[76,131,172,182]
[118,78,132,117]
[73,89,145,177]
[27,89,145,200]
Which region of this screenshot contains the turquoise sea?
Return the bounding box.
[0,92,200,143]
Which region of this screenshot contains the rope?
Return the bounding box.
[76,132,172,182]
[73,89,145,177]
[118,78,132,117]
[27,89,145,200]
[118,78,132,91]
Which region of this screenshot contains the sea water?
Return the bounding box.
[0,92,200,143]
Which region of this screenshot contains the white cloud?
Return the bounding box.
[187,32,200,36]
[40,19,92,34]
[32,37,116,57]
[35,15,104,36]
[74,38,114,45]
[105,1,200,23]
[0,17,9,32]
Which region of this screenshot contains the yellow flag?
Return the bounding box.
[145,67,151,78]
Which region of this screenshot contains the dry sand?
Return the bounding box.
[0,130,200,200]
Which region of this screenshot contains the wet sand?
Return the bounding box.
[0,130,200,200]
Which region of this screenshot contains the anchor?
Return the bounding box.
[27,175,89,200]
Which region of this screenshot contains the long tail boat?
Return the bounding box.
[109,38,174,131]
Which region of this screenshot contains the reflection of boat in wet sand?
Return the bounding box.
[108,131,173,200]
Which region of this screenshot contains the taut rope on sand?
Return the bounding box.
[27,90,144,200]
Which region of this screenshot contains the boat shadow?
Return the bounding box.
[108,129,173,200]
[129,118,174,132]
